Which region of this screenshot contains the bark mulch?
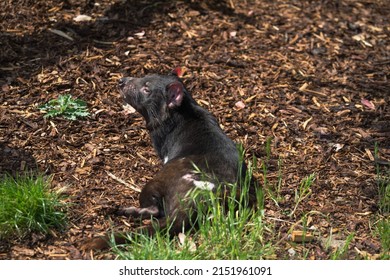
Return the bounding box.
[0,0,389,259]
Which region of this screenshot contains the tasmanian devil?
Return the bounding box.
[82,68,258,250]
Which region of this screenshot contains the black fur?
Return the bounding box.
[82,72,257,250]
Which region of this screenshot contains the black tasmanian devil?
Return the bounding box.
[83,68,259,250]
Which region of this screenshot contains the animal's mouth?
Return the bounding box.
[118,77,136,100]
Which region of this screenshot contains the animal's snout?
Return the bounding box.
[118,77,133,89]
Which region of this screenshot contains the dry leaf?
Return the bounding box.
[187,10,200,17]
[12,246,35,256]
[234,100,245,110]
[172,66,186,78]
[75,166,91,175]
[178,233,197,252]
[361,98,375,110]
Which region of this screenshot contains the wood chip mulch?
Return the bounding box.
[0,0,389,259]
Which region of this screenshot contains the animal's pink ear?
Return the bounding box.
[171,67,184,77]
[167,82,184,109]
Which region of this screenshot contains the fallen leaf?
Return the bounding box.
[172,66,186,77]
[12,246,35,256]
[75,166,91,175]
[234,100,245,110]
[287,247,296,257]
[187,10,200,17]
[361,98,375,110]
[2,84,10,92]
[178,233,196,252]
[178,232,186,245]
[320,236,346,251]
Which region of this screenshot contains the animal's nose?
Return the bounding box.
[118,77,132,88]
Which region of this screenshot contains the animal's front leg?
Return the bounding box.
[117,205,160,219]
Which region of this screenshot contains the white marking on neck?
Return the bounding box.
[163,156,169,164]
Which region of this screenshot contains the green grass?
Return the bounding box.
[114,188,274,260]
[113,150,276,260]
[375,143,390,214]
[0,173,67,240]
[110,145,315,260]
[289,173,315,217]
[376,219,390,259]
[39,94,89,121]
[374,143,390,259]
[109,142,388,260]
[329,233,355,260]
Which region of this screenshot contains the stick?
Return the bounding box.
[106,171,141,193]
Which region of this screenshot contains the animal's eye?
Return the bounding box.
[151,195,159,204]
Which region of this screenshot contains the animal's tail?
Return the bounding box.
[81,214,189,251]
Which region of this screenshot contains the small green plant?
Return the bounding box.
[329,233,355,260]
[0,173,67,240]
[373,143,390,259]
[375,143,390,214]
[263,157,284,206]
[265,137,272,162]
[376,219,390,259]
[39,94,89,120]
[289,173,315,217]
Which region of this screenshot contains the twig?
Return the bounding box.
[48,28,74,41]
[106,171,141,193]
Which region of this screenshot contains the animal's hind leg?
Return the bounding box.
[135,209,192,237]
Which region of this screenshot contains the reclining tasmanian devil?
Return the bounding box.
[83,68,258,250]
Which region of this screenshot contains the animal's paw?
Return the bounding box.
[117,206,140,217]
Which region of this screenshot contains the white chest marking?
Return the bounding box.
[163,156,169,164]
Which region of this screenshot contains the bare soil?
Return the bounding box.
[0,0,389,259]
